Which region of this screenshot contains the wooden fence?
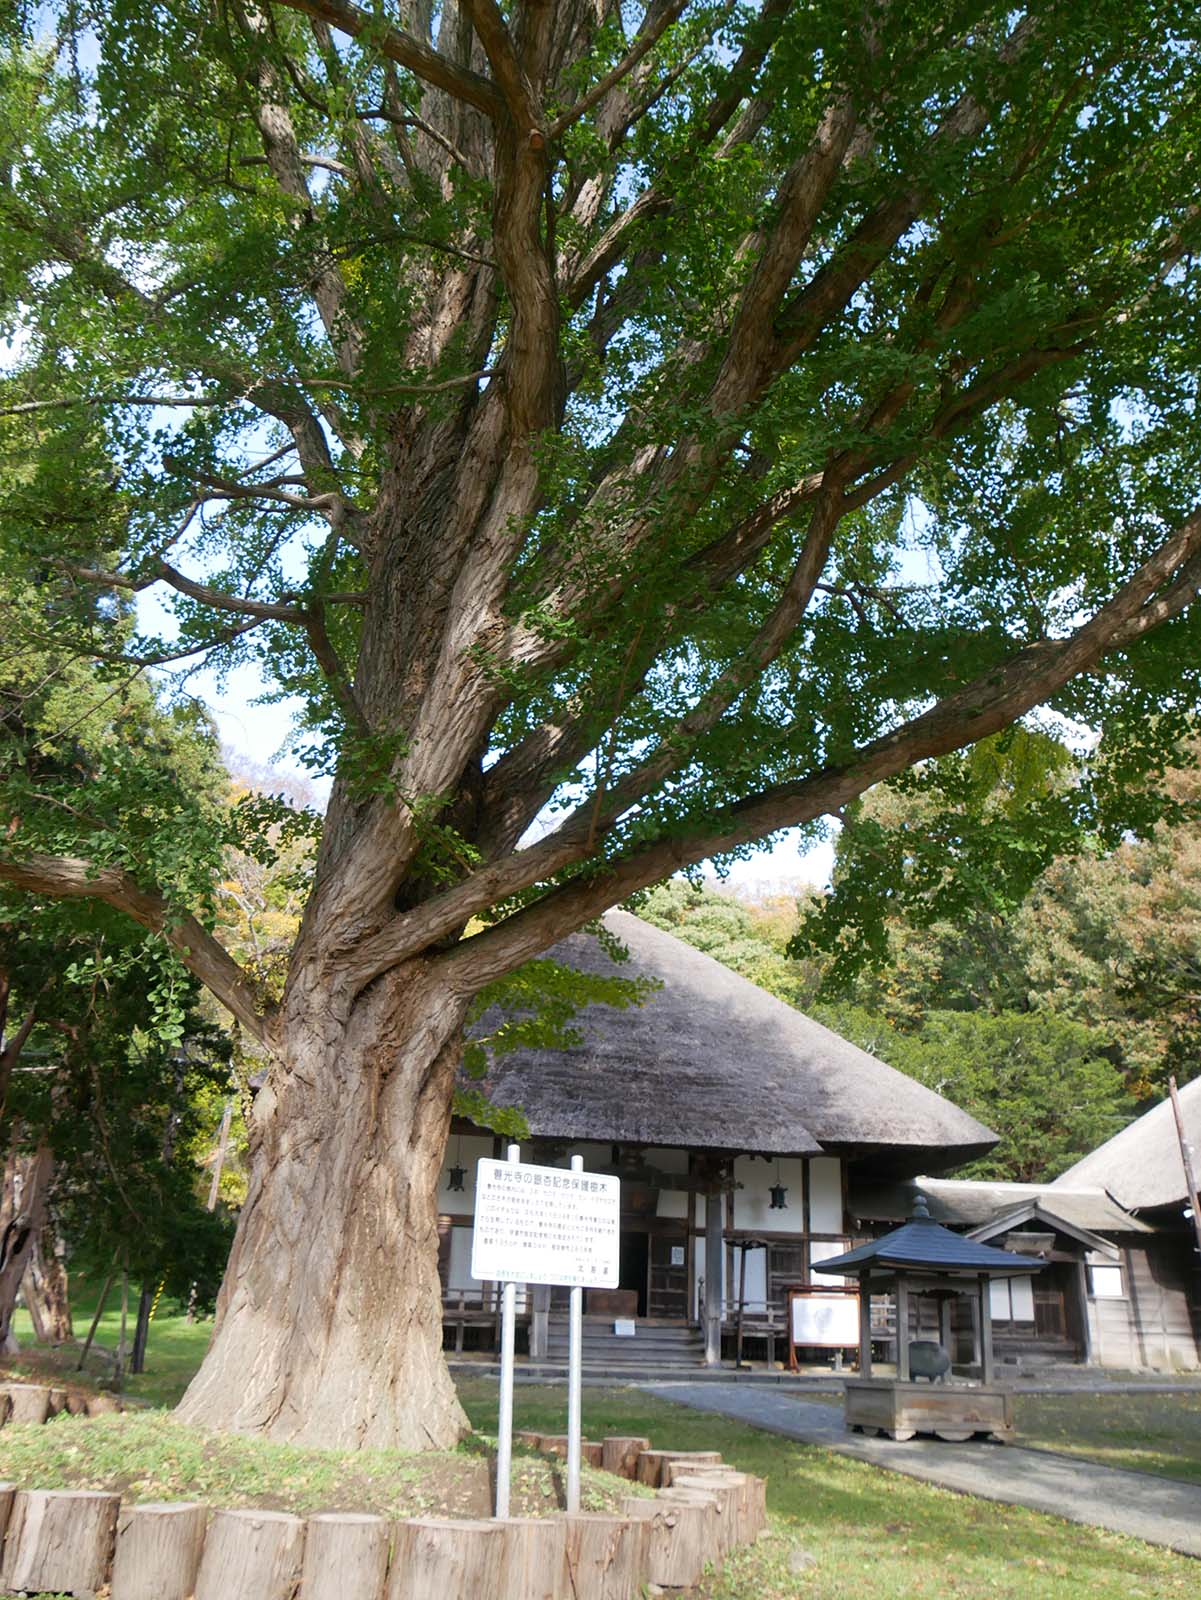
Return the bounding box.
[0,1426,766,1599]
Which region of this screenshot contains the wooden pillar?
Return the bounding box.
[938,1295,953,1359]
[529,1284,550,1362]
[735,1245,747,1367]
[704,1188,723,1367]
[1075,1258,1095,1365]
[979,1275,994,1384]
[857,1275,872,1377]
[895,1275,910,1382]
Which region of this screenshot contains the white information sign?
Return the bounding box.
[790,1292,859,1347]
[471,1158,620,1287]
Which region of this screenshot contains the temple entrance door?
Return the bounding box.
[648,1233,689,1320]
[619,1230,650,1317]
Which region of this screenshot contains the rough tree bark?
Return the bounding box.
[21,1226,72,1346]
[174,967,472,1447]
[0,1142,54,1356]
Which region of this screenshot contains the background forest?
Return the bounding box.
[638,738,1201,1182]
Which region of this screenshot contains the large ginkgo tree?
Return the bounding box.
[1,0,1199,1448]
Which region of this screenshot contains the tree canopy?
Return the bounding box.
[1,0,1200,1447]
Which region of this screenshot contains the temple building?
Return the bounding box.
[436,910,994,1367]
[438,911,1201,1372]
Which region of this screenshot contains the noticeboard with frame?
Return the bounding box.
[787,1285,860,1370]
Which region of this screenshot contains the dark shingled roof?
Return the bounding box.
[474,911,997,1172]
[813,1204,1046,1279]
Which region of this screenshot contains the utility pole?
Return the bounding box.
[1168,1076,1201,1265]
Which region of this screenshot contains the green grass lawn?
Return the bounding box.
[4,1284,213,1409]
[0,1409,628,1521]
[1014,1391,1201,1486]
[456,1380,1196,1600]
[3,1295,1198,1600]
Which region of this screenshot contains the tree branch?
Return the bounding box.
[269,0,504,119]
[429,504,1201,990]
[547,0,689,140]
[465,0,542,136]
[62,561,307,623]
[0,855,276,1049]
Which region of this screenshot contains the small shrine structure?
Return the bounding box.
[814,1197,1045,1441]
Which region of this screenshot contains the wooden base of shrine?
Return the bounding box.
[844,1377,1014,1443]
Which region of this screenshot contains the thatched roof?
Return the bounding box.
[1052,1077,1201,1212]
[475,911,996,1173]
[851,1176,1152,1236]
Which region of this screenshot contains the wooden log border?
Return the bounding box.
[0,1435,765,1597]
[0,1383,127,1424]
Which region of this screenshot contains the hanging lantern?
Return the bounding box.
[447,1133,467,1192]
[769,1182,788,1211]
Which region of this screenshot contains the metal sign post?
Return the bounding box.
[566,1153,584,1513]
[471,1149,620,1521]
[493,1142,520,1520]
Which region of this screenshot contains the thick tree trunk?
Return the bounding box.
[21,1226,73,1344]
[0,1141,53,1355]
[175,967,470,1450]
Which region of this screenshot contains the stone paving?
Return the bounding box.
[640,1381,1201,1558]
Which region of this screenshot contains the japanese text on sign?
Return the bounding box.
[470,1158,620,1287]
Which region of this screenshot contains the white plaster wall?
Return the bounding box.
[731,1156,807,1231]
[809,1157,844,1231]
[435,1134,495,1212]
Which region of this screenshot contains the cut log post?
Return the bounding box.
[48,1387,68,1416]
[622,1494,720,1589]
[387,1517,508,1599]
[65,1390,92,1415]
[661,1457,726,1486]
[85,1391,123,1416]
[110,1501,208,1600]
[498,1515,567,1599]
[0,1488,120,1599]
[4,1383,53,1424]
[193,1507,306,1600]
[0,1392,10,1428]
[601,1436,650,1480]
[516,1430,544,1449]
[301,1511,390,1600]
[658,1465,761,1542]
[662,1476,741,1554]
[0,1483,14,1543]
[533,1433,604,1468]
[561,1512,645,1600]
[732,1472,768,1541]
[635,1448,722,1487]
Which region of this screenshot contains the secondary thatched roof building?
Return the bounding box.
[851,1176,1151,1236]
[1053,1076,1201,1213]
[476,910,995,1176]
